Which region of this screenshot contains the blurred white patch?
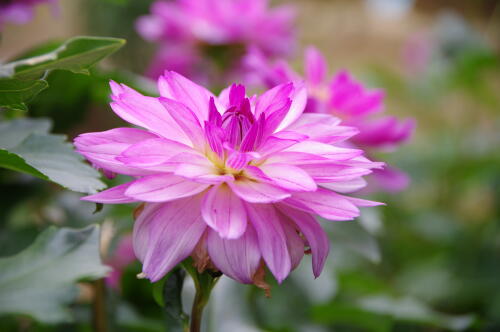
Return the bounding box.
[365,0,415,19]
[292,255,337,303]
[211,277,260,332]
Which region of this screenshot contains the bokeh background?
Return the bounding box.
[1,0,499,331]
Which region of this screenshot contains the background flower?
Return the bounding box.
[246,47,415,192]
[0,0,57,29]
[136,0,296,86]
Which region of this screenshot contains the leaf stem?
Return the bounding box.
[92,279,107,332]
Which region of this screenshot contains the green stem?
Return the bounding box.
[182,261,220,332]
[189,289,206,332]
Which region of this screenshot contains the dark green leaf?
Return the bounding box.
[0,79,48,110]
[162,268,189,332]
[1,103,28,112]
[0,36,126,79]
[311,302,393,332]
[0,225,109,323]
[0,118,106,193]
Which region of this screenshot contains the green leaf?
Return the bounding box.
[357,296,475,331]
[0,118,106,194]
[1,103,28,112]
[161,268,189,332]
[0,79,48,111]
[311,302,393,332]
[0,36,126,79]
[0,37,124,111]
[0,225,109,323]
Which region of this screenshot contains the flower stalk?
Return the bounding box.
[182,261,220,332]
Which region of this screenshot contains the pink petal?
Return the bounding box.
[264,151,329,165]
[305,46,327,85]
[370,166,410,193]
[255,82,294,119]
[74,128,159,176]
[276,82,307,132]
[125,174,209,202]
[320,178,368,193]
[229,179,290,203]
[158,97,206,148]
[201,184,247,239]
[287,114,358,144]
[245,203,291,282]
[206,226,261,283]
[284,188,360,221]
[254,163,317,192]
[109,85,190,144]
[344,196,385,207]
[299,163,372,182]
[354,117,415,148]
[158,71,222,121]
[257,131,308,156]
[133,197,207,282]
[285,141,363,161]
[277,204,329,277]
[329,70,385,117]
[279,214,305,270]
[117,138,194,167]
[175,159,233,184]
[81,183,137,204]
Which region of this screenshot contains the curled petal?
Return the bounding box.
[133,197,206,282]
[275,82,307,131]
[277,204,329,277]
[109,85,190,144]
[81,183,137,204]
[279,215,304,271]
[158,97,206,148]
[158,71,223,121]
[246,203,291,283]
[201,184,247,239]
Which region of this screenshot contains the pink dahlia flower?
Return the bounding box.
[246,47,415,192]
[136,0,295,84]
[75,72,382,285]
[0,0,57,29]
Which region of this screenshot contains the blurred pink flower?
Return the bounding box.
[136,0,295,84]
[0,0,57,29]
[105,234,136,290]
[402,32,433,76]
[246,47,415,192]
[74,71,382,286]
